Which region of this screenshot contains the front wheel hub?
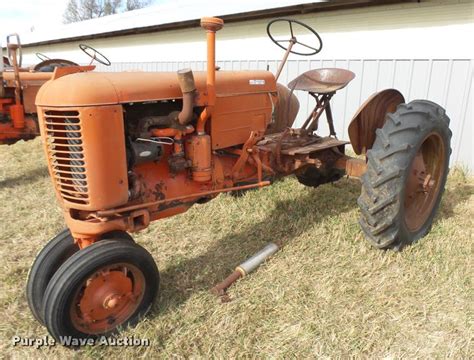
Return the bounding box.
[71,263,145,334]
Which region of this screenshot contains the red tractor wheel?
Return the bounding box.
[41,239,159,344]
[358,100,452,250]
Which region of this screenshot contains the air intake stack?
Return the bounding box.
[189,17,224,183]
[200,17,224,108]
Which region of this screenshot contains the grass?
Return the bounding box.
[0,138,472,359]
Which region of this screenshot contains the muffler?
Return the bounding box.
[211,243,279,300]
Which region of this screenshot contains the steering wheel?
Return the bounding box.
[266,18,323,56]
[79,44,111,66]
[36,53,51,61]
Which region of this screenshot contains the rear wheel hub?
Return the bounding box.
[404,132,446,232]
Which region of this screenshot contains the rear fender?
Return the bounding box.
[348,89,405,155]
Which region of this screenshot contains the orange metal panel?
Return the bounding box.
[36,71,277,107]
[211,92,274,149]
[38,105,129,211]
[22,85,42,113]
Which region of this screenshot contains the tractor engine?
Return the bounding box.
[35,17,305,243]
[36,68,279,240]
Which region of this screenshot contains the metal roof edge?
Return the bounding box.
[17,0,414,48]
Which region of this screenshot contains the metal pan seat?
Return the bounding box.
[288,68,355,94]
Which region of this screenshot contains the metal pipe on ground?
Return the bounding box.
[211,243,279,301]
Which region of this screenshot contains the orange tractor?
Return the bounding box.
[27,17,452,343]
[1,35,109,144]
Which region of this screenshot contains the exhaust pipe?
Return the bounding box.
[136,68,195,131]
[211,243,279,300]
[176,68,196,125]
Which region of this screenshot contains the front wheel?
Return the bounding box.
[26,229,78,324]
[42,239,159,344]
[358,100,452,250]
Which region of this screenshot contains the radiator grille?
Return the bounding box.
[43,110,89,205]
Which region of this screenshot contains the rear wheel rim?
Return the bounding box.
[70,262,145,334]
[404,132,446,232]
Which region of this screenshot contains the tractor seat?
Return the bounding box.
[288,68,356,94]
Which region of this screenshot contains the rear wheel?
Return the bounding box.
[42,239,159,344]
[358,100,451,250]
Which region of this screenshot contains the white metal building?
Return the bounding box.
[9,0,474,168]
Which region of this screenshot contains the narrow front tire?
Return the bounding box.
[42,239,159,345]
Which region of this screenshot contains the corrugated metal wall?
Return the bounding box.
[96,59,473,169]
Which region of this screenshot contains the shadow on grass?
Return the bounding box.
[438,183,474,221]
[149,177,472,340]
[0,167,48,189]
[152,179,361,325]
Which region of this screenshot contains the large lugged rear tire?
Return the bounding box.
[358,100,452,250]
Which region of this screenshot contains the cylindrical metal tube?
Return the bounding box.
[210,270,242,296]
[197,17,224,134]
[177,68,196,93]
[177,68,196,125]
[200,17,223,104]
[8,44,22,107]
[236,243,279,276]
[9,47,26,129]
[210,242,280,299]
[206,31,216,104]
[2,72,52,81]
[186,134,212,182]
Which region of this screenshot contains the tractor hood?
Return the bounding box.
[36,70,276,107]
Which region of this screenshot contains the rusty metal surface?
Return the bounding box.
[258,132,347,155]
[176,69,196,126]
[288,68,355,94]
[334,157,367,178]
[348,89,405,155]
[95,181,271,218]
[304,92,334,133]
[282,137,347,155]
[33,59,79,72]
[404,132,446,232]
[265,83,300,135]
[210,270,241,298]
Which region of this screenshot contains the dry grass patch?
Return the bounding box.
[0,138,472,358]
